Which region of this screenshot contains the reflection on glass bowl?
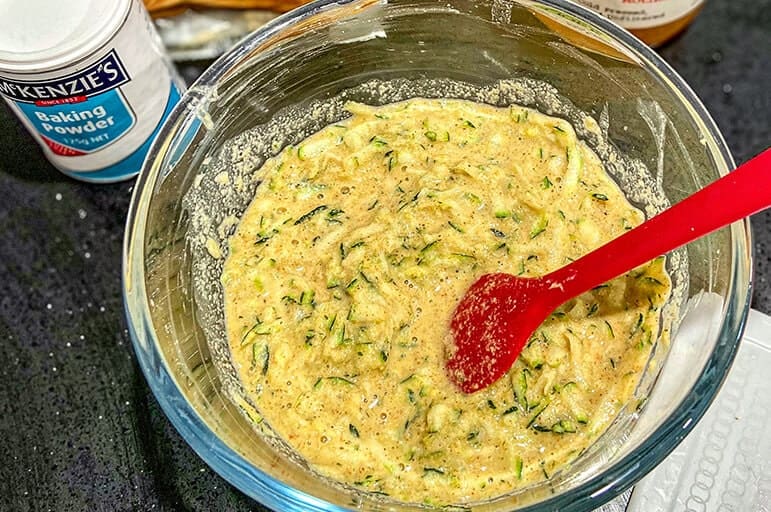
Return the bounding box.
[123,1,750,510]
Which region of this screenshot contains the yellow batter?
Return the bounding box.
[221,99,670,504]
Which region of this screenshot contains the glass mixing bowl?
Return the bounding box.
[123,0,752,510]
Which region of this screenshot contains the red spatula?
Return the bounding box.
[447,147,771,393]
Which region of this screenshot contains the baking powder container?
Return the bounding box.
[0,0,185,182]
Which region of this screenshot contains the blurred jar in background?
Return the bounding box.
[574,0,706,47]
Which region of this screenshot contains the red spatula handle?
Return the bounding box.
[549,147,771,300]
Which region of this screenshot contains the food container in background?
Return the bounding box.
[0,0,185,183]
[574,0,705,47]
[143,0,300,61]
[144,0,309,18]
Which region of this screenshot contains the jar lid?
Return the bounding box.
[0,0,131,74]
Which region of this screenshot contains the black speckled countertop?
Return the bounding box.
[0,2,768,510]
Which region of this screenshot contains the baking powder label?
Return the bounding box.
[575,0,704,29]
[0,50,136,156]
[0,0,184,182]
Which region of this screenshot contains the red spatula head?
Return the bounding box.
[446,273,552,393]
[447,149,771,394]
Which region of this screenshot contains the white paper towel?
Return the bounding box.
[627,308,771,512]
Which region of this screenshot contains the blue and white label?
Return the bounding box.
[15,89,136,154]
[68,83,180,182]
[0,50,136,157]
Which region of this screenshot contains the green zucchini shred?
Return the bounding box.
[551,419,577,434]
[252,342,269,376]
[502,405,518,416]
[314,376,355,389]
[299,290,315,306]
[294,205,328,225]
[420,240,439,253]
[370,135,388,147]
[526,402,549,428]
[513,370,528,410]
[448,220,464,233]
[530,216,548,239]
[326,313,337,333]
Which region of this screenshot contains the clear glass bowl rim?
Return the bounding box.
[123,1,752,510]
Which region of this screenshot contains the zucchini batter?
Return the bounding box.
[222,99,670,504]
